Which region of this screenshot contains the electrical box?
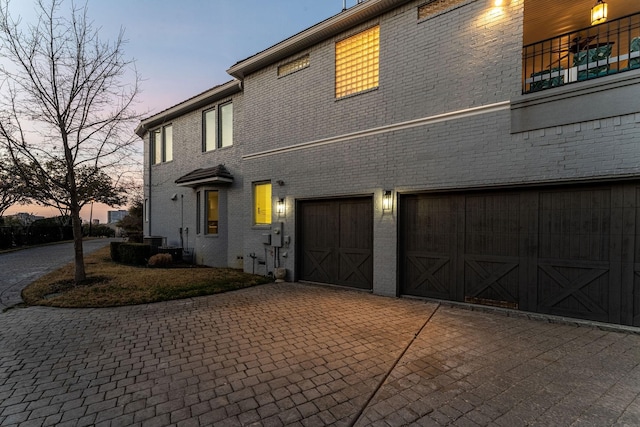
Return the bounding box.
[261,233,271,245]
[271,222,283,247]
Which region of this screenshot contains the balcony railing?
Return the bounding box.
[522,12,640,94]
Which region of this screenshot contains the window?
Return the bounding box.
[203,109,216,152]
[206,191,219,235]
[196,192,201,234]
[144,198,149,222]
[278,55,310,77]
[220,103,233,148]
[254,182,272,225]
[152,124,173,164]
[335,25,379,98]
[203,102,233,151]
[152,129,161,164]
[418,0,468,20]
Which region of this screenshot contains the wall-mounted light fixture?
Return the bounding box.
[591,0,607,26]
[382,190,393,212]
[276,198,285,217]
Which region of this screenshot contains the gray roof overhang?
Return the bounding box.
[135,80,242,137]
[175,165,234,188]
[227,0,411,79]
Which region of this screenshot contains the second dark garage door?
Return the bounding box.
[400,183,640,326]
[298,197,373,290]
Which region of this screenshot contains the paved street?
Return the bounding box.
[1,283,639,426]
[0,239,115,311]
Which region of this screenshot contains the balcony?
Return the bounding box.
[522,12,640,94]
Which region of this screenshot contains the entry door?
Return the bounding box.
[299,198,373,289]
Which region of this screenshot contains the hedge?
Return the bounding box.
[117,243,151,266]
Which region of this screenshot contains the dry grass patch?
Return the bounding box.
[22,246,272,308]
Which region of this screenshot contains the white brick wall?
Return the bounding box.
[144,0,640,295]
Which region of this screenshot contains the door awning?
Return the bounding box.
[175,164,233,188]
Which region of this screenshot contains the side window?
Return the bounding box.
[206,191,219,235]
[152,125,173,163]
[196,192,201,234]
[254,182,272,225]
[152,129,162,164]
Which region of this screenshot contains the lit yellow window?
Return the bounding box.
[335,26,379,98]
[254,183,272,225]
[206,191,219,235]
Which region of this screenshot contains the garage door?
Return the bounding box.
[400,184,640,326]
[298,198,373,289]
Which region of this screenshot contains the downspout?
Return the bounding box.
[146,130,152,237]
[180,194,184,248]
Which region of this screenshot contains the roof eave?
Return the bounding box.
[176,177,234,188]
[226,0,410,80]
[135,80,242,137]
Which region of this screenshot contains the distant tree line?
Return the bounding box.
[0,215,115,250]
[0,196,143,250]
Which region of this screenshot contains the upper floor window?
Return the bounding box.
[220,103,233,148]
[278,55,310,77]
[203,102,233,152]
[152,124,173,164]
[254,182,272,225]
[203,109,216,152]
[335,25,379,98]
[418,0,467,20]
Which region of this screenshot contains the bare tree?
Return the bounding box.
[0,0,142,282]
[0,154,27,216]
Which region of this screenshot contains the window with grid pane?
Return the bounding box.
[418,0,467,20]
[335,26,379,98]
[278,55,310,77]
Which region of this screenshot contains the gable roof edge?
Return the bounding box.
[135,80,242,137]
[227,0,411,79]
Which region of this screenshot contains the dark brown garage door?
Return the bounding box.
[298,198,373,289]
[400,184,640,326]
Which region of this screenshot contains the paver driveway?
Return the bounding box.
[0,283,639,426]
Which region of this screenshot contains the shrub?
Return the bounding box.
[110,241,123,262]
[148,253,173,268]
[127,231,143,243]
[117,243,151,266]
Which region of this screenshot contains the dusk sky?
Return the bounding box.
[5,0,355,222]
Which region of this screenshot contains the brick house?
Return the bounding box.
[136,0,640,326]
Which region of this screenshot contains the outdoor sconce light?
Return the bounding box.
[276,198,285,217]
[382,190,393,212]
[591,0,607,26]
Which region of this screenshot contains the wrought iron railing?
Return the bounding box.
[522,12,640,94]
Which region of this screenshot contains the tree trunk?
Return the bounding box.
[70,204,86,283]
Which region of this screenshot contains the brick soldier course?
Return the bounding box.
[1,283,639,426]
